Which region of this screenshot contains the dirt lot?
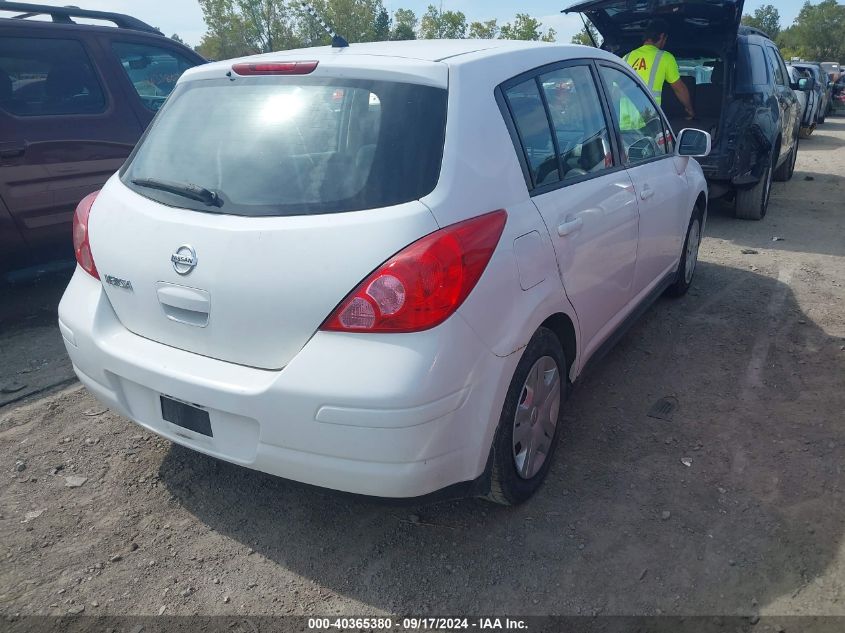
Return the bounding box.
[1,120,844,624]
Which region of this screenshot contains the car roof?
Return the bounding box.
[184,39,619,88]
[231,39,555,64]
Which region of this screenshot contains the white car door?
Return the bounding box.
[502,62,639,358]
[597,62,690,296]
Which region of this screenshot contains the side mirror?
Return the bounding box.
[677,128,711,158]
[798,77,815,91]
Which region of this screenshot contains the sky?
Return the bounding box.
[27,0,810,48]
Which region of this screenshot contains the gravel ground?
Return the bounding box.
[1,119,844,622]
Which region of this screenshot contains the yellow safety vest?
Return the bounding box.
[624,44,675,104]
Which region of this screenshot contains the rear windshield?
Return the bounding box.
[121,77,448,216]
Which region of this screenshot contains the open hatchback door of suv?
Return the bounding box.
[564,0,745,55]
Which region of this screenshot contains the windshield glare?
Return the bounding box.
[121,77,448,216]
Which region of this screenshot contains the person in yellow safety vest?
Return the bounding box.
[624,18,695,120]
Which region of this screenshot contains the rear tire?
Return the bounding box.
[485,327,567,506]
[773,139,797,182]
[735,152,774,221]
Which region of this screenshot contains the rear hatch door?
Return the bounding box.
[565,0,746,53]
[89,60,448,370]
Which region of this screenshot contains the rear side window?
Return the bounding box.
[738,44,769,86]
[112,42,197,111]
[504,79,559,187]
[122,78,447,216]
[0,37,106,116]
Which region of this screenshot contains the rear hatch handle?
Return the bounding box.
[156,282,210,327]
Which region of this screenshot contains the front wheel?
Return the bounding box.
[485,327,567,506]
[666,209,703,298]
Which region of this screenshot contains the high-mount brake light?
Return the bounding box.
[231,61,319,76]
[321,211,508,334]
[72,191,100,279]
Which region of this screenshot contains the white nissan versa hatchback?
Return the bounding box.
[59,40,710,505]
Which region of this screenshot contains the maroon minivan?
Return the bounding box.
[0,2,205,275]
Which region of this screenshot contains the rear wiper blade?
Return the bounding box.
[131,178,222,208]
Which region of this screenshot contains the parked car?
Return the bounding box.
[820,62,841,83]
[788,66,809,121]
[792,62,832,122]
[788,64,820,137]
[566,0,803,221]
[58,40,710,505]
[833,75,845,116]
[0,2,205,276]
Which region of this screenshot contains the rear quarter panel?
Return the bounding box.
[431,49,586,373]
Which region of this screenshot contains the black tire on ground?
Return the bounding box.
[735,152,774,221]
[773,138,798,182]
[666,207,704,298]
[485,327,567,506]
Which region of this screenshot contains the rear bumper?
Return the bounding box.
[58,268,512,498]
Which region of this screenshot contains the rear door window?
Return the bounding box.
[504,79,559,187]
[111,42,197,111]
[771,49,791,87]
[122,78,447,216]
[538,65,615,179]
[0,37,106,116]
[765,47,786,86]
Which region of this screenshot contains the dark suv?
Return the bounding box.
[565,0,804,220]
[0,3,205,275]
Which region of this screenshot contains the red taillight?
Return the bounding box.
[72,191,100,279]
[231,61,319,76]
[321,210,507,334]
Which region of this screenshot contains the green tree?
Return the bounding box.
[391,8,417,40]
[468,19,499,39]
[786,0,845,61]
[419,5,467,39]
[170,33,187,45]
[374,7,391,41]
[499,13,556,42]
[776,25,803,59]
[741,4,781,39]
[196,0,255,59]
[571,21,599,46]
[237,0,296,52]
[293,0,389,45]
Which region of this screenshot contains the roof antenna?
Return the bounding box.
[300,2,349,48]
